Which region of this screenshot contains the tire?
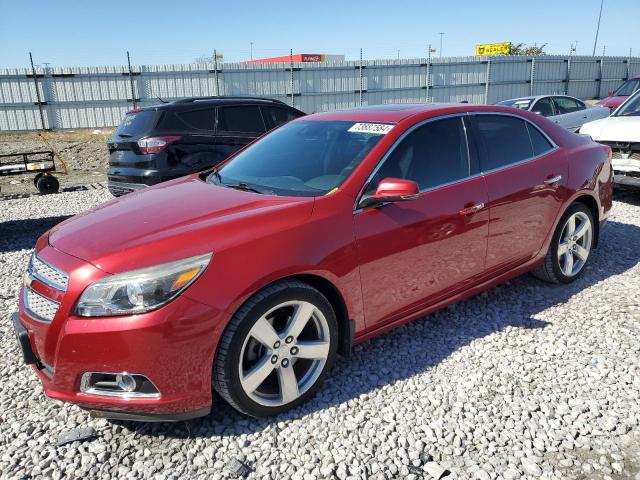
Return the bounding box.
[36,175,59,194]
[33,173,44,187]
[532,202,595,284]
[213,279,338,417]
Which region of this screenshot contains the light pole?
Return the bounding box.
[439,32,445,58]
[250,42,254,61]
[592,0,604,56]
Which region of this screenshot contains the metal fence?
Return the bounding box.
[1,54,639,131]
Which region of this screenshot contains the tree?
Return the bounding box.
[509,43,547,56]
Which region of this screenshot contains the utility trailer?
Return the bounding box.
[0,133,69,194]
[0,150,62,194]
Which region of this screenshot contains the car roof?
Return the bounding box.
[499,94,583,103]
[304,103,523,123]
[140,96,298,112]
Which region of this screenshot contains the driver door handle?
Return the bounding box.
[459,203,485,216]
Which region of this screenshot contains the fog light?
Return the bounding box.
[80,372,160,399]
[116,373,137,392]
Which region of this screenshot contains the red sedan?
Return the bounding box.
[14,103,613,420]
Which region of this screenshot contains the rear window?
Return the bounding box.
[217,106,266,134]
[263,107,301,128]
[474,115,534,171]
[115,110,157,137]
[496,99,532,110]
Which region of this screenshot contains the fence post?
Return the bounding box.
[597,56,603,98]
[29,52,46,130]
[530,57,536,96]
[289,49,294,107]
[426,44,431,102]
[127,51,137,108]
[565,55,571,95]
[359,48,363,106]
[214,49,220,96]
[484,57,491,104]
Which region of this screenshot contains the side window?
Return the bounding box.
[526,123,554,156]
[554,97,585,114]
[176,109,214,130]
[263,107,300,128]
[531,97,555,117]
[217,106,266,134]
[366,117,470,194]
[474,115,533,171]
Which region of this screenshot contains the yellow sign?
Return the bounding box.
[475,42,511,56]
[214,53,224,59]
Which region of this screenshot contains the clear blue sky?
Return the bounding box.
[0,0,637,67]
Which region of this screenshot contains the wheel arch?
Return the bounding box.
[572,193,600,247]
[290,274,353,357]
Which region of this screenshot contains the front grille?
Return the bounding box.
[24,287,60,323]
[30,255,68,291]
[612,151,640,161]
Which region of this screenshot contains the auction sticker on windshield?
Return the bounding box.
[348,123,394,135]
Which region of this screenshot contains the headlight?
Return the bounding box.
[75,253,212,317]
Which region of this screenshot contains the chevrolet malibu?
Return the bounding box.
[14,104,613,421]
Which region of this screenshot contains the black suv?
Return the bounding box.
[107,97,305,196]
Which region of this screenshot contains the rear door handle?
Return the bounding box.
[543,175,562,187]
[459,202,485,216]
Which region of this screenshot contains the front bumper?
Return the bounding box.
[15,248,229,420]
[611,155,640,189]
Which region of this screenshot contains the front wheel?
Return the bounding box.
[533,202,594,284]
[213,280,338,417]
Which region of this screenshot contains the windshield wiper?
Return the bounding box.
[209,168,222,183]
[223,182,271,194]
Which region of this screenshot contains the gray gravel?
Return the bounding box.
[1,189,640,480]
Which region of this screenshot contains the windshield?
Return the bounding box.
[213,120,391,197]
[614,91,640,117]
[496,99,532,110]
[614,79,640,97]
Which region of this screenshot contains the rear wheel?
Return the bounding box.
[36,174,59,194]
[213,280,338,417]
[33,173,44,187]
[533,202,594,284]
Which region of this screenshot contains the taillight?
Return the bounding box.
[137,136,182,155]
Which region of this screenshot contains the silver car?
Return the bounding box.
[496,95,610,132]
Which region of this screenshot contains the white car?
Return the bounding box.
[496,95,610,132]
[580,89,640,190]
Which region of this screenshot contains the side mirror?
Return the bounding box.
[359,178,419,208]
[608,90,614,97]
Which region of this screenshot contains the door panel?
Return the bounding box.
[482,152,568,271]
[355,177,489,327]
[471,114,568,272]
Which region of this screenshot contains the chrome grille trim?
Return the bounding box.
[611,152,640,161]
[29,255,68,292]
[24,287,60,323]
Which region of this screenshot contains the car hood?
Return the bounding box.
[596,96,626,108]
[579,116,640,142]
[48,176,315,273]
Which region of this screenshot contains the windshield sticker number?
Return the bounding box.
[348,123,394,135]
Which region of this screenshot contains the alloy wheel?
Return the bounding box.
[238,300,331,407]
[557,211,592,277]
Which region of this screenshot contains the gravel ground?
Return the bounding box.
[1,189,639,480]
[0,130,111,196]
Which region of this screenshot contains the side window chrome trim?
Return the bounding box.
[469,111,559,175]
[353,113,471,212]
